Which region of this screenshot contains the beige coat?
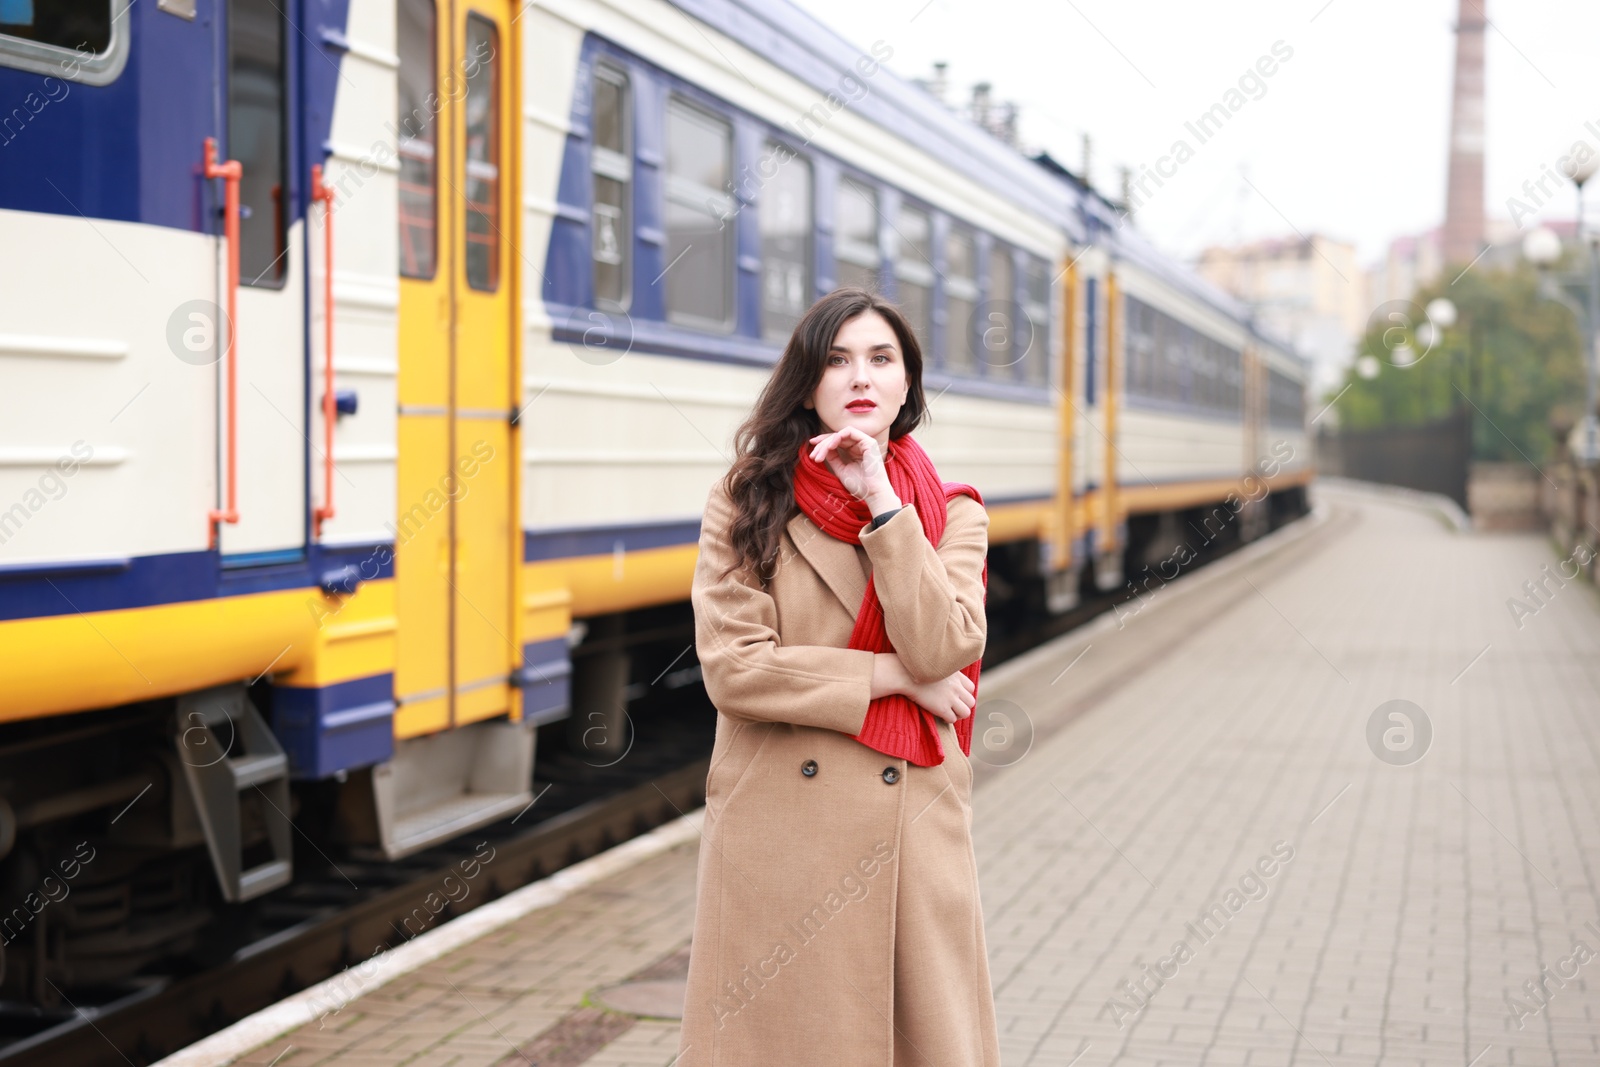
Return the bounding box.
[678,475,1001,1066]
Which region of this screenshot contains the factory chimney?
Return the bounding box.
[1442,0,1487,266]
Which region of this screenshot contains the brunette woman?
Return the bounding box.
[677,288,1001,1065]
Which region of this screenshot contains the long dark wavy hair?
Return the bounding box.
[717,288,928,587]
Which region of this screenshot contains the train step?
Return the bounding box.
[371,716,537,859]
[175,685,295,902]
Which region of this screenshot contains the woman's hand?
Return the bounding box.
[809,427,898,512]
[871,653,975,724]
[905,670,976,724]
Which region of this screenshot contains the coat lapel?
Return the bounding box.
[786,511,867,620]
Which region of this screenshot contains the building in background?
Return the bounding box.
[1367,226,1443,309]
[1196,234,1365,395]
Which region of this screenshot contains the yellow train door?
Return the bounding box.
[394,0,517,738]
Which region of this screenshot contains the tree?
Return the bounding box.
[1329,263,1583,462]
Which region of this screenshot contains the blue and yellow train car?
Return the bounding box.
[0,0,1309,1001]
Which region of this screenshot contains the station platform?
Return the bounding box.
[160,481,1600,1067]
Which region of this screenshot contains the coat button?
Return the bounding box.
[882,766,899,784]
[801,760,818,777]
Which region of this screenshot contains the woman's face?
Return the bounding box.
[804,310,909,451]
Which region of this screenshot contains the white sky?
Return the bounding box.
[789,0,1600,268]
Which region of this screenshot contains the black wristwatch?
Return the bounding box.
[867,506,902,531]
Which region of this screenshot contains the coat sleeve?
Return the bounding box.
[691,481,876,734]
[857,493,988,684]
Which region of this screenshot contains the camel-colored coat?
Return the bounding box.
[678,476,1001,1066]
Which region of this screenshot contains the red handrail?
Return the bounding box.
[205,137,242,549]
[310,163,337,537]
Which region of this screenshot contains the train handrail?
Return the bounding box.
[204,137,242,549]
[310,163,337,537]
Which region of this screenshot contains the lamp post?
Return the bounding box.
[1525,212,1599,464]
[1578,155,1600,465]
[1527,153,1600,464]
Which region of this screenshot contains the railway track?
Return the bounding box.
[0,759,710,1067]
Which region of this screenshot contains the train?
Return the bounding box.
[0,0,1311,1008]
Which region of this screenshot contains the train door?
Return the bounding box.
[394,0,516,737]
[215,0,308,560]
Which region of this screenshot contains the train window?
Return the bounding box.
[229,0,287,288]
[759,142,811,342]
[894,205,933,353]
[981,244,1014,375]
[665,98,733,329]
[1126,298,1151,398]
[463,15,499,292]
[835,177,879,293]
[1023,256,1050,386]
[1268,367,1304,425]
[944,228,977,374]
[591,63,631,311]
[0,0,128,85]
[1126,294,1242,415]
[396,0,435,279]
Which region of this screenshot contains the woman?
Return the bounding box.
[678,288,1001,1065]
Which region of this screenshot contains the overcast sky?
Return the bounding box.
[790,0,1600,268]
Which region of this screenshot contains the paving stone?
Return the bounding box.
[206,487,1600,1066]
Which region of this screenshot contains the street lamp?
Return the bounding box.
[1524,149,1600,464]
[1426,297,1457,330]
[1576,155,1600,465]
[1524,226,1562,268]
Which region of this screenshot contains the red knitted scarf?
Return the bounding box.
[792,434,987,767]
